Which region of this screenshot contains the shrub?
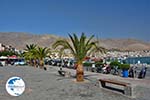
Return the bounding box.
[120,64,130,70]
[110,61,121,68]
[95,61,103,67]
[83,62,92,67]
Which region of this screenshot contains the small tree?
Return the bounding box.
[23,44,37,66]
[35,47,50,69]
[23,44,50,69]
[0,50,18,56]
[110,61,121,69]
[53,33,106,82]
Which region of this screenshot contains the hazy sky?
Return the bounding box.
[0,0,149,40]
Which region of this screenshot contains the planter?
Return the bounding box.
[122,70,128,77]
[120,64,130,77]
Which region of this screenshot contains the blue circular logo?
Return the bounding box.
[6,76,25,96]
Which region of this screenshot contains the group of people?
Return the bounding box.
[128,65,147,79]
[59,59,148,79]
[95,63,148,79]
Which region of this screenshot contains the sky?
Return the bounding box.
[0,0,149,41]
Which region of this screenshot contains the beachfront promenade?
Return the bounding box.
[0,65,150,100]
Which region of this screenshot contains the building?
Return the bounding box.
[0,43,5,51]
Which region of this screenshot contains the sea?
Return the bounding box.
[124,56,150,64]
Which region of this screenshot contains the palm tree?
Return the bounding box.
[53,33,106,82]
[35,46,50,69]
[23,44,37,66]
[24,44,37,52]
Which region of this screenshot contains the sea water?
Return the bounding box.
[125,57,150,64]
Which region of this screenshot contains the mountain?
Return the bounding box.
[0,32,150,51]
[0,32,61,49]
[100,38,150,51]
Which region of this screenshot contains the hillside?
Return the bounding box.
[0,32,61,49]
[100,38,150,51]
[0,32,150,51]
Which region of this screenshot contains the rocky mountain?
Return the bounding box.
[100,39,150,51]
[0,32,150,51]
[0,32,61,49]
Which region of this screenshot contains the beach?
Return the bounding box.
[0,65,150,100]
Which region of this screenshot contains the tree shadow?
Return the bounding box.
[55,73,99,82]
[84,74,99,77]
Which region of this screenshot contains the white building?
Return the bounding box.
[0,43,5,51]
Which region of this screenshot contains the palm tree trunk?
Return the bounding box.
[33,59,36,68]
[31,59,34,66]
[29,60,32,66]
[76,63,84,82]
[39,59,44,69]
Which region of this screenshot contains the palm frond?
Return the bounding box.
[52,33,106,63]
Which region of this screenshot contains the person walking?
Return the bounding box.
[138,64,147,79]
